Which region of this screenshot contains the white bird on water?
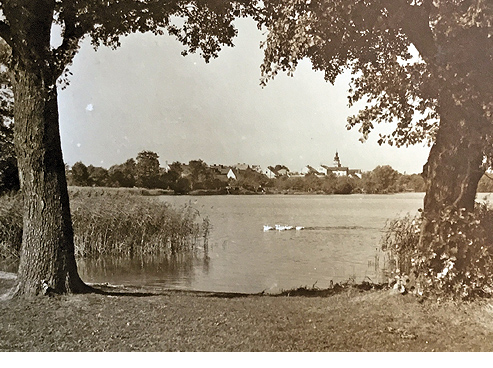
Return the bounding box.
[263,225,304,231]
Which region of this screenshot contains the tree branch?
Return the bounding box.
[0,20,13,48]
[52,6,88,78]
[382,0,437,62]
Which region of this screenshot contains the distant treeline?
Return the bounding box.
[3,148,493,195]
[63,150,427,195]
[4,146,493,196]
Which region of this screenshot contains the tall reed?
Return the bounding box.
[0,192,22,259]
[0,189,210,259]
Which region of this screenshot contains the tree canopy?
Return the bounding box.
[0,1,254,84]
[256,0,491,150]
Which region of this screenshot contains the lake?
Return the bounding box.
[77,193,425,293]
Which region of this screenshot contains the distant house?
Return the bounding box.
[234,163,250,171]
[212,165,238,181]
[250,165,263,174]
[266,165,290,178]
[316,166,329,176]
[301,165,319,176]
[162,161,171,173]
[322,164,349,177]
[265,167,277,179]
[227,168,237,180]
[321,152,361,177]
[288,171,303,178]
[301,152,361,178]
[348,169,363,179]
[277,167,290,176]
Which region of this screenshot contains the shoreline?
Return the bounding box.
[67,185,426,197]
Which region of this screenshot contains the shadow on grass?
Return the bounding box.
[1,273,389,300]
[275,280,389,298]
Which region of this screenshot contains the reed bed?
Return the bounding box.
[0,189,210,259]
[0,192,22,259]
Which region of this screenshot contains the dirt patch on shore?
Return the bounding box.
[1,281,493,351]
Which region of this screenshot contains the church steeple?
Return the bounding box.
[333,151,341,168]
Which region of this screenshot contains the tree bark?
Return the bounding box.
[413,15,491,250]
[422,124,484,214]
[11,67,92,296]
[4,1,92,297]
[419,92,486,248]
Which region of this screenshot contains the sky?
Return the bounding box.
[57,18,430,174]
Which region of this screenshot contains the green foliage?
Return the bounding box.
[136,151,161,188]
[71,191,208,257]
[381,204,493,300]
[69,161,91,186]
[0,40,17,195]
[381,213,421,278]
[477,173,493,193]
[362,165,400,194]
[415,206,493,299]
[188,159,211,189]
[88,165,110,187]
[396,173,425,192]
[0,122,18,194]
[108,159,137,188]
[1,1,254,82]
[65,154,423,195]
[0,192,22,259]
[334,176,355,194]
[255,1,491,149]
[66,153,420,195]
[256,0,435,146]
[173,177,192,194]
[0,189,210,259]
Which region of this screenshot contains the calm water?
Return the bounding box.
[77,193,425,293]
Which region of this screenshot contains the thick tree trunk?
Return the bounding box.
[11,67,92,296]
[419,96,486,248]
[422,128,484,215]
[3,1,92,297]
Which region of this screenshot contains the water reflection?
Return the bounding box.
[77,252,210,289]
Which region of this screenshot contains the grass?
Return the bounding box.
[1,280,493,351]
[69,186,173,197]
[0,188,210,260]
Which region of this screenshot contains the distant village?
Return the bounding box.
[167,151,362,183]
[66,150,432,195]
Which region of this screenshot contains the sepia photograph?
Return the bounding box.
[0,0,492,352]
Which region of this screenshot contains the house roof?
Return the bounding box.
[234,163,250,171]
[218,167,231,175]
[322,165,349,171]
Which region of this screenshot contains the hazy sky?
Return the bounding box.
[58,18,430,174]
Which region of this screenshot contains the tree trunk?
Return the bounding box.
[419,95,486,248]
[4,1,92,297]
[11,67,92,297]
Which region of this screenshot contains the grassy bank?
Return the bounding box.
[1,279,493,351]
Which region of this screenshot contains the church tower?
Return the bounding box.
[333,151,341,168]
